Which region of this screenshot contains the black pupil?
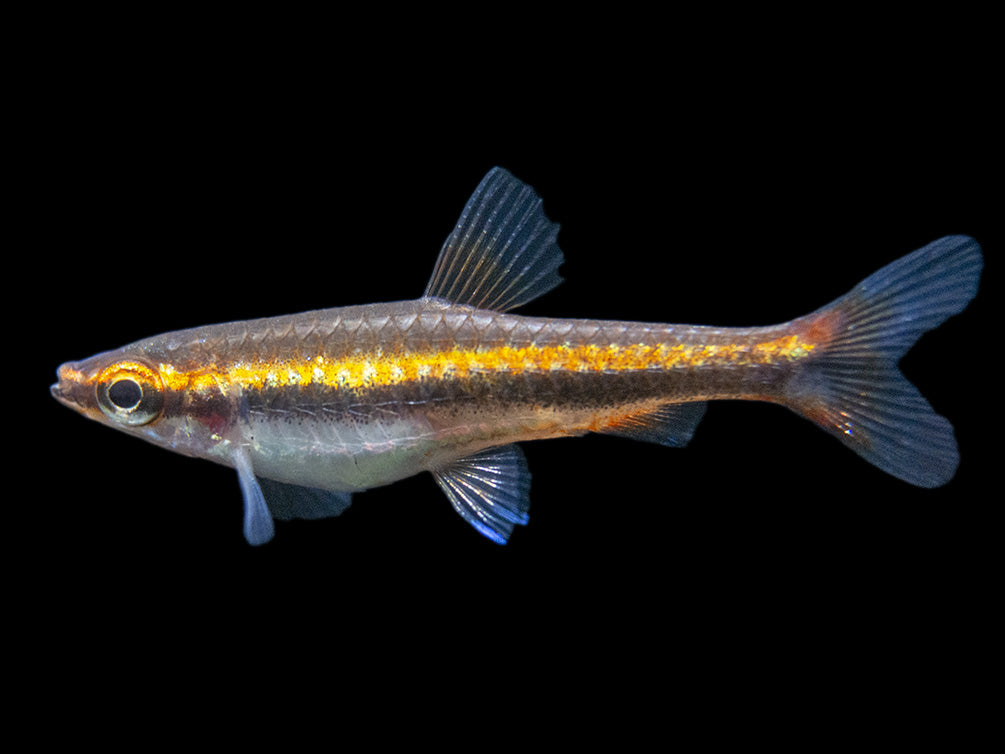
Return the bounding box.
[108,379,142,410]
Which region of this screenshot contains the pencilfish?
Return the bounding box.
[51,168,983,545]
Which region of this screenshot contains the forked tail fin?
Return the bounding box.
[786,235,982,487]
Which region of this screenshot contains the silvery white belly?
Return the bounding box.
[236,412,463,492]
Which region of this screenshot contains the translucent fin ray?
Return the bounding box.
[823,235,983,360]
[786,235,982,487]
[431,443,531,544]
[423,167,564,312]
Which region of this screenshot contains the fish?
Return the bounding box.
[51,167,983,546]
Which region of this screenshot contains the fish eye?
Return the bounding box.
[96,361,164,425]
[107,378,143,410]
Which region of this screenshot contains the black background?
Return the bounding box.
[16,17,998,742]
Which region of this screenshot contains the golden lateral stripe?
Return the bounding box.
[160,335,814,394]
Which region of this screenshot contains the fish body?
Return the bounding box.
[51,168,983,545]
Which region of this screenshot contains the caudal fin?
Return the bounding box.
[786,235,982,487]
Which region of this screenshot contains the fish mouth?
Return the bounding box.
[51,362,88,412]
[50,380,74,408]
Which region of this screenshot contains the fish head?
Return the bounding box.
[51,346,223,459]
[52,348,167,431]
[55,347,155,409]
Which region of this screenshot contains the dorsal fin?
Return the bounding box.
[423,167,564,312]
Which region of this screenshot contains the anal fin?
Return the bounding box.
[432,444,531,545]
[597,402,707,447]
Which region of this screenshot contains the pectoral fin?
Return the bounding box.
[233,446,275,546]
[233,448,354,544]
[432,444,532,545]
